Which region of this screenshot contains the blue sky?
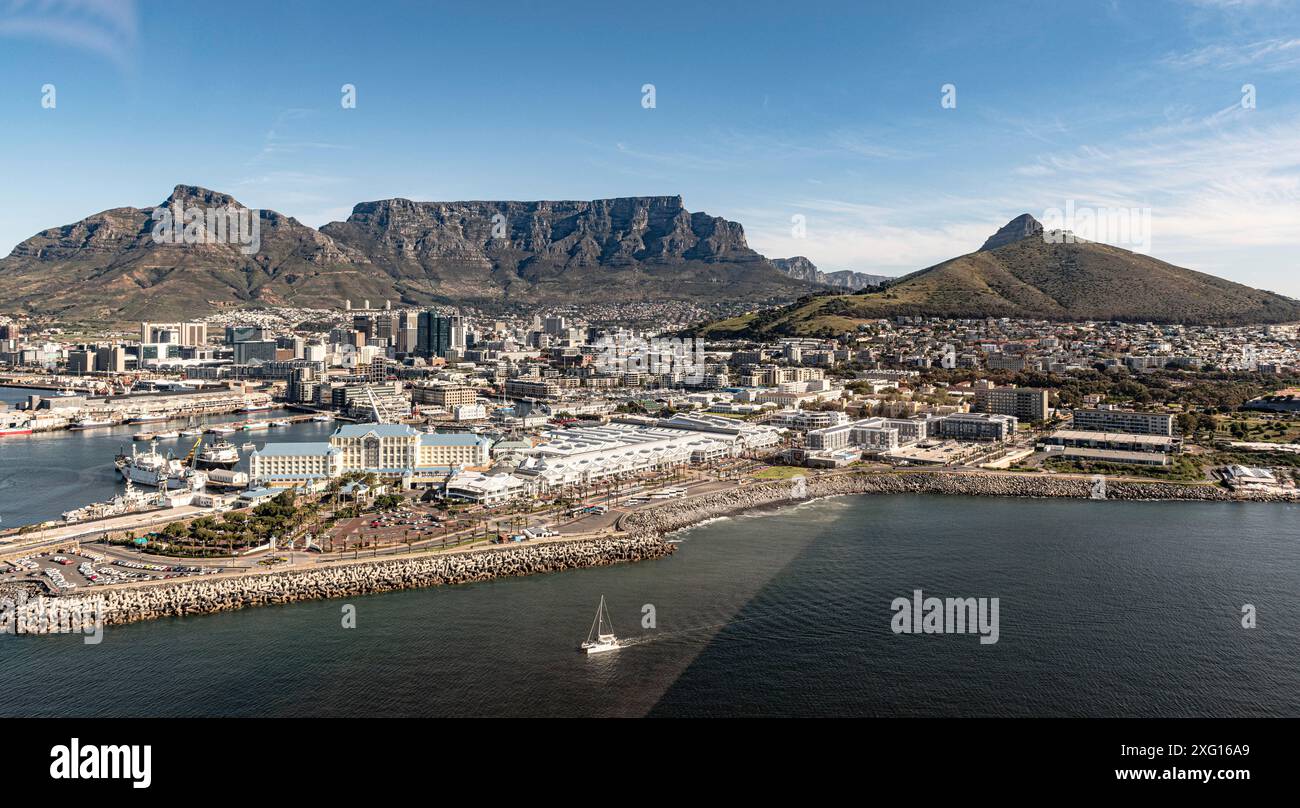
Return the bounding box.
[2,0,1299,293]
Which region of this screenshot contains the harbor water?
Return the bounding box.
[2,495,1297,717]
[0,386,336,527]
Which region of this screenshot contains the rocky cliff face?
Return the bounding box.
[772,256,890,290]
[979,213,1044,251]
[0,187,813,322]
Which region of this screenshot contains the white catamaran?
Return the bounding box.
[580,595,623,654]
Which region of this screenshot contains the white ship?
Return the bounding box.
[62,480,163,523]
[580,595,623,655]
[195,440,240,470]
[115,440,207,489]
[208,425,238,435]
[70,418,114,430]
[311,414,334,422]
[240,402,273,413]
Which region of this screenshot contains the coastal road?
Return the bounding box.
[0,505,214,557]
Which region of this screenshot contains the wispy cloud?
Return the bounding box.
[1162,37,1300,71]
[0,0,138,70]
[743,102,1300,288]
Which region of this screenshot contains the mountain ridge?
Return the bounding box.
[770,257,891,290]
[699,214,1300,337]
[0,186,818,322]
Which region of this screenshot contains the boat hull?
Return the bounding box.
[118,465,195,489]
[195,458,239,471]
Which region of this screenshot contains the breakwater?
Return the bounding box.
[4,534,674,633]
[622,470,1285,535]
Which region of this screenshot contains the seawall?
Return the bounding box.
[622,470,1287,535]
[5,533,674,633]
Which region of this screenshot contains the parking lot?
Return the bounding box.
[0,549,224,593]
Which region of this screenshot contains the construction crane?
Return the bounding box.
[182,435,204,467]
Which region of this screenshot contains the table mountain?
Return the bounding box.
[0,186,814,322]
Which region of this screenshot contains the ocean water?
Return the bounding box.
[2,494,1297,717]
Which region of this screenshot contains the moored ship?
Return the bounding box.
[195,440,240,470]
[115,440,207,489]
[127,413,169,425]
[70,418,115,430]
[62,480,164,523]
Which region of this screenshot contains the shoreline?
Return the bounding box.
[6,469,1293,633]
[4,533,674,633]
[621,469,1295,536]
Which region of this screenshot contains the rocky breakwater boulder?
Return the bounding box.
[621,470,1262,537]
[52,535,674,629]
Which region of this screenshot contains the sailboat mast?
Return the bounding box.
[587,599,602,644]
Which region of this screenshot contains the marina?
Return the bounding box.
[0,389,340,528]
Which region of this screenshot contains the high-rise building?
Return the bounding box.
[226,325,265,344]
[67,349,95,374]
[288,363,323,404]
[974,386,1049,422]
[417,311,464,358]
[234,341,278,365]
[140,321,206,346]
[397,311,420,354]
[95,345,127,373]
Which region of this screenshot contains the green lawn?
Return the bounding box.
[752,465,808,480]
[1042,454,1206,482]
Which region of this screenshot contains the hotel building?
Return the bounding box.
[251,423,492,487]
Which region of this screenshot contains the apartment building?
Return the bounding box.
[1069,408,1175,436]
[411,383,479,408]
[974,386,1049,421]
[933,412,1017,441]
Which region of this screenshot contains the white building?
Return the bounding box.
[514,422,740,492]
[444,471,534,504]
[252,423,492,487]
[249,442,344,486]
[806,417,925,453]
